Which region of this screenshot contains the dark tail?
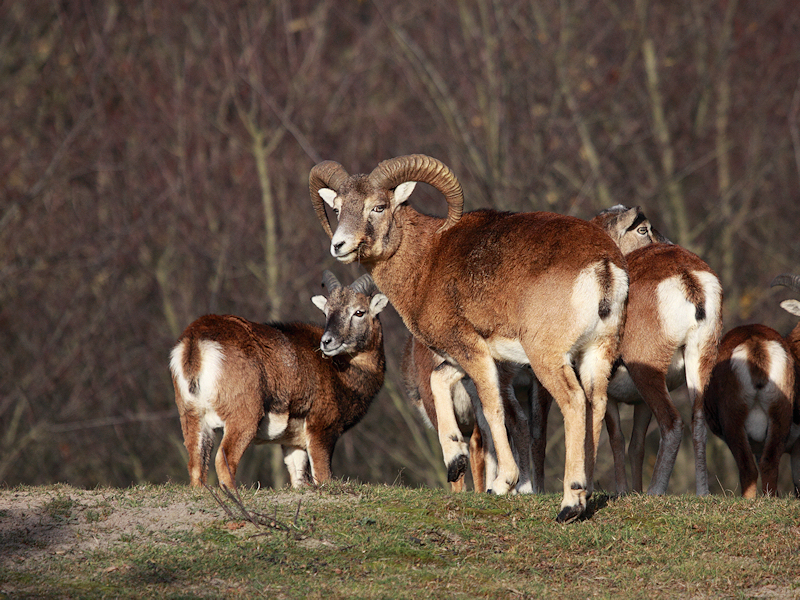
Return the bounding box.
[597,259,613,319]
[681,271,706,321]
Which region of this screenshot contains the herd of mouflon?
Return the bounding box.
[170,154,800,523]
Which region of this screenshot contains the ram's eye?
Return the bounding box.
[637,226,649,235]
[372,205,386,213]
[354,310,366,317]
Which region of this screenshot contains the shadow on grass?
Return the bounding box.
[578,492,614,522]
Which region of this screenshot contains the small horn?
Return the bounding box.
[309,161,350,239]
[369,154,464,233]
[321,270,342,292]
[350,273,377,296]
[770,274,800,292]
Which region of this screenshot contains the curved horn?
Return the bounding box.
[369,154,464,233]
[321,270,342,292]
[309,161,351,239]
[350,273,377,297]
[770,274,800,292]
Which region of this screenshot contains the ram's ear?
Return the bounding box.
[369,293,389,316]
[391,182,416,208]
[780,299,800,317]
[311,295,328,313]
[319,188,338,208]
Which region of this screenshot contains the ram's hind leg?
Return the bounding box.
[576,343,616,501]
[176,401,213,487]
[531,358,591,523]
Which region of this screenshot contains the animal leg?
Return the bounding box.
[627,363,683,495]
[759,402,792,497]
[306,432,335,485]
[533,360,591,523]
[430,362,471,485]
[529,379,553,494]
[685,331,719,496]
[628,402,652,493]
[468,421,485,492]
[282,446,310,488]
[182,415,213,487]
[603,399,629,495]
[790,438,800,498]
[500,366,533,494]
[216,424,256,490]
[470,392,498,490]
[454,353,519,495]
[576,342,615,500]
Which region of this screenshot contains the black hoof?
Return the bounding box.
[555,504,584,524]
[446,455,468,483]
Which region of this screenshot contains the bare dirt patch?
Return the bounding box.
[0,487,217,566]
[0,484,346,569]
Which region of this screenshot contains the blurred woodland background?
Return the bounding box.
[2,0,800,495]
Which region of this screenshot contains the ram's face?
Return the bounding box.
[318,176,416,265]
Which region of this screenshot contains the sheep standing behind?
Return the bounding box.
[401,335,533,492]
[703,323,799,497]
[532,205,722,496]
[169,271,387,489]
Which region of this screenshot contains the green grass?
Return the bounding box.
[1,482,799,599]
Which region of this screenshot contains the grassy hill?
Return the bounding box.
[1,481,798,599]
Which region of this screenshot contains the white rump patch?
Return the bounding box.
[657,271,722,346]
[170,340,225,414]
[568,262,628,354]
[730,340,792,443]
